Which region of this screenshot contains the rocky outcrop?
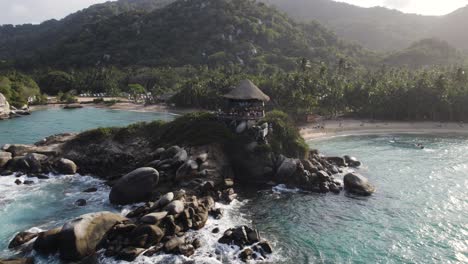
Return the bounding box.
[99,192,220,261]
[0,151,12,169]
[8,232,38,249]
[54,158,77,174]
[0,93,10,120]
[344,173,376,196]
[32,212,126,261]
[219,226,273,261]
[109,167,160,205]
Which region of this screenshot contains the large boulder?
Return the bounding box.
[7,156,30,172]
[1,144,36,157]
[344,156,362,167]
[58,212,127,261]
[325,157,347,167]
[25,153,48,173]
[33,227,62,254]
[55,158,77,174]
[275,158,298,180]
[0,93,10,120]
[343,173,375,196]
[109,167,159,205]
[0,151,12,168]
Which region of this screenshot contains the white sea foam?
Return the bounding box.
[1,173,280,263]
[272,184,300,194]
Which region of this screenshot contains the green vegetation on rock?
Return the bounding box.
[0,72,43,107]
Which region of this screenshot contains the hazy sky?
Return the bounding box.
[336,0,468,15]
[1,0,468,25]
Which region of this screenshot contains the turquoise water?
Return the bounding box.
[0,107,176,146]
[1,109,467,263]
[241,134,468,263]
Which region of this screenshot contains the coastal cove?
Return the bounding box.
[0,109,466,263]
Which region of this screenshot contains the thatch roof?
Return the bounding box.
[223,79,270,102]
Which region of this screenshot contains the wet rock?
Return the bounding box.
[344,156,361,167]
[153,192,174,209]
[109,167,159,205]
[2,144,36,157]
[34,227,62,254]
[164,200,184,215]
[143,243,164,256]
[58,212,127,260]
[275,158,298,180]
[7,156,30,172]
[196,153,208,164]
[328,182,341,194]
[212,227,220,234]
[239,248,254,262]
[153,148,165,158]
[164,237,185,253]
[344,173,375,196]
[191,238,202,249]
[316,170,330,181]
[0,170,13,176]
[24,153,48,173]
[178,244,195,257]
[0,151,12,168]
[55,158,77,174]
[82,187,98,193]
[75,199,87,206]
[140,212,168,225]
[209,208,223,219]
[14,179,22,185]
[326,157,347,167]
[116,247,145,261]
[23,180,34,185]
[258,240,273,254]
[175,160,198,181]
[160,146,182,160]
[224,178,234,188]
[130,225,164,248]
[8,232,38,249]
[173,149,188,164]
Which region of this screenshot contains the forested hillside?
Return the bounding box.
[383,39,465,68]
[264,0,468,52]
[0,0,372,70]
[0,0,467,122]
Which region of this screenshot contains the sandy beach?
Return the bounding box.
[299,119,468,141]
[30,97,200,115]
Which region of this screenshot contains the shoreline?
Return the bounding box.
[300,119,468,141]
[29,101,200,116]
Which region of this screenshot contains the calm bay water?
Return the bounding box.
[241,134,468,264]
[0,109,467,263]
[0,107,176,146]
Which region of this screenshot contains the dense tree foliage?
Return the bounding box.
[383,39,465,68]
[0,72,42,107]
[0,0,467,123]
[0,0,372,70]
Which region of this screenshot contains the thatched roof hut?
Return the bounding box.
[223,79,270,102]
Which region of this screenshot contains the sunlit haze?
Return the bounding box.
[2,0,468,25]
[336,0,468,15]
[0,0,110,25]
